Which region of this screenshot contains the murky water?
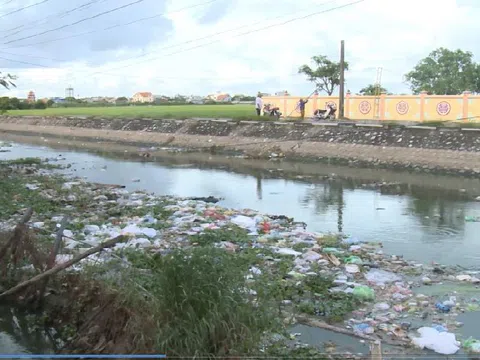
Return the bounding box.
[0,307,54,356]
[2,138,480,357]
[2,140,480,269]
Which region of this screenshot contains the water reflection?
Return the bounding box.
[2,141,480,268]
[302,183,345,233]
[256,174,262,200]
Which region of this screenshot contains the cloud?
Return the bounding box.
[0,0,479,99]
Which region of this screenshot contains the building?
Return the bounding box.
[154,95,170,103]
[27,91,35,103]
[187,95,205,104]
[275,90,290,96]
[132,92,154,103]
[207,91,232,102]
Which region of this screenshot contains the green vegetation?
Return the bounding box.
[83,246,279,357]
[405,47,480,95]
[298,55,348,96]
[5,104,260,119]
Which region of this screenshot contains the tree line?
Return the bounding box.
[299,47,480,96]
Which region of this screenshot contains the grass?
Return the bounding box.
[81,246,278,357]
[5,104,261,119]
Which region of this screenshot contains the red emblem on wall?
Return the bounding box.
[359,101,371,114]
[436,101,451,116]
[396,101,409,115]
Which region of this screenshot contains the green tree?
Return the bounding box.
[9,97,20,109]
[46,99,54,107]
[298,55,348,95]
[0,97,10,113]
[34,100,46,109]
[359,84,389,96]
[405,48,478,95]
[0,72,16,89]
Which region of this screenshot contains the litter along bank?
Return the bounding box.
[0,156,479,357]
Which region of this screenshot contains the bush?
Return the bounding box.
[105,247,277,356]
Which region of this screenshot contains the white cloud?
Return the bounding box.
[1,0,480,98]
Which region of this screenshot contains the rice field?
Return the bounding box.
[6,104,257,119]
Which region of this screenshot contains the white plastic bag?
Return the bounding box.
[411,327,460,355]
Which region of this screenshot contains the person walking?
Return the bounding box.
[255,93,263,116]
[298,98,308,120]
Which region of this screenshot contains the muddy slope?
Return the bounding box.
[0,116,480,176]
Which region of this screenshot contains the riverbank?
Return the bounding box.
[1,116,480,177]
[1,157,479,357]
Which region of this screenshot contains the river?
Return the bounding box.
[1,138,480,358]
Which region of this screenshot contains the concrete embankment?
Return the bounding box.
[1,116,480,176]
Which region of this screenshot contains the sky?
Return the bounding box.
[0,0,479,98]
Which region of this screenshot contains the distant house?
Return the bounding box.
[132,92,154,103]
[154,95,170,104]
[206,92,232,102]
[84,96,107,103]
[275,90,290,96]
[187,96,205,104]
[51,97,65,104]
[216,94,232,103]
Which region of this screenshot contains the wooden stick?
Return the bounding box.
[0,208,33,261]
[0,235,126,300]
[294,314,408,347]
[47,216,69,269]
[36,216,69,305]
[370,340,382,360]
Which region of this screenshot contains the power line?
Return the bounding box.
[0,55,49,68]
[0,50,68,62]
[0,0,15,6]
[86,0,365,78]
[1,0,364,85]
[3,0,146,45]
[0,0,49,20]
[1,0,107,39]
[34,0,338,76]
[1,0,219,49]
[0,52,301,80]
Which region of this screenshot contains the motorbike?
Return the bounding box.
[313,104,337,120]
[263,104,282,119]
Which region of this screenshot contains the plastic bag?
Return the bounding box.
[344,256,363,264]
[411,327,460,355]
[365,269,401,285]
[463,338,480,353]
[352,286,375,301]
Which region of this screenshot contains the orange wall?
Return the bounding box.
[262,91,480,122]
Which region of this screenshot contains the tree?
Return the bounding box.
[0,72,16,89]
[34,100,46,109]
[358,84,389,96]
[46,99,54,107]
[405,48,479,95]
[0,97,10,113]
[298,55,348,95]
[9,97,20,109]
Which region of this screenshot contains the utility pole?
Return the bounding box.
[339,40,345,119]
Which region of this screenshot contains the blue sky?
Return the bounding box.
[0,0,479,98]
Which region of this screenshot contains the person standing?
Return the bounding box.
[255,93,263,116]
[298,98,308,120]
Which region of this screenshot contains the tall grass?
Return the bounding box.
[99,246,277,357]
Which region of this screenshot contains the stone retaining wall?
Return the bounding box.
[1,116,480,176]
[1,116,479,152]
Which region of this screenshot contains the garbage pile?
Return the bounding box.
[2,171,480,356]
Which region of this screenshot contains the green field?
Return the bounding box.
[6,104,259,119]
